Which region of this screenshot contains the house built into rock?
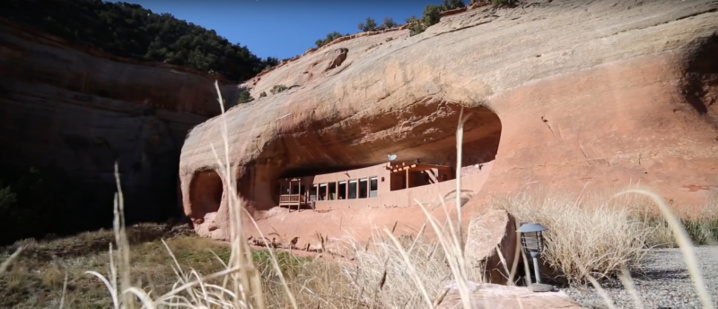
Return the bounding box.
[277,161,479,210]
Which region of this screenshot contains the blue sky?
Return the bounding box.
[118,0,443,60]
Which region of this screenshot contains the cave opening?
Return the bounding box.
[266,102,502,208]
[188,170,223,220]
[682,34,717,117]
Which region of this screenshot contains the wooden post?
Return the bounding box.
[406,169,410,189]
[365,179,369,198]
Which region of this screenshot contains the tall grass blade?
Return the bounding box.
[382,228,434,308]
[0,246,23,275]
[112,162,134,309]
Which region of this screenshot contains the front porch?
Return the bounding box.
[278,178,314,211]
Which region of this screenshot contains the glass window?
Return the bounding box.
[311,184,317,200]
[338,181,346,200]
[328,182,336,200]
[369,177,378,197]
[318,183,327,200]
[348,180,357,199]
[359,178,368,198]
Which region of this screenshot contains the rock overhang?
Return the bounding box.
[179,0,718,240]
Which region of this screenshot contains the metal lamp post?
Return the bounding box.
[518,223,553,292]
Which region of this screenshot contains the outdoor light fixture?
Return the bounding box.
[518,223,553,292]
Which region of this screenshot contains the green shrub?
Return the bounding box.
[377,17,398,30]
[443,0,466,10]
[270,84,289,95]
[422,5,443,27]
[405,16,426,36]
[315,31,344,48]
[358,17,377,32]
[406,3,455,36]
[0,167,107,245]
[237,87,254,104]
[682,218,718,245]
[492,0,520,7]
[259,91,267,98]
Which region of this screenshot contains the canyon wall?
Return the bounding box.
[179,0,718,241]
[0,19,232,229]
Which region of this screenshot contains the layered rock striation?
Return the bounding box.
[180,0,718,240]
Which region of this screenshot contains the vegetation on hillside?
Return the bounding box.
[0,167,109,245]
[406,0,466,36]
[0,0,278,82]
[315,31,346,48]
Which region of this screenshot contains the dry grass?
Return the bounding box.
[618,189,718,248]
[0,225,358,308]
[0,228,227,308]
[493,190,663,284]
[344,230,451,308]
[681,190,718,246]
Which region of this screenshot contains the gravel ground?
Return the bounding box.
[563,246,718,309]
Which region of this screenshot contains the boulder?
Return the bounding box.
[465,209,519,284]
[435,282,584,309]
[324,47,348,71]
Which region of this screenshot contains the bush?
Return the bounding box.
[495,191,659,284]
[405,16,426,36]
[422,5,444,27]
[0,167,108,245]
[237,87,254,104]
[377,17,398,30]
[406,4,451,36]
[358,17,377,32]
[343,231,478,308]
[443,0,466,10]
[315,31,344,48]
[259,91,267,98]
[270,84,288,94]
[492,0,520,7]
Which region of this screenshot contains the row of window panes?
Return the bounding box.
[311,177,378,200]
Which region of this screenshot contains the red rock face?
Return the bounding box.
[179,0,718,242]
[0,20,223,224]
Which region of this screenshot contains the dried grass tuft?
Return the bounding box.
[494,190,659,284]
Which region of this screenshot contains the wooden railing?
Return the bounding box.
[279,194,305,206]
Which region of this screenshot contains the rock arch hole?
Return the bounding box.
[682,34,718,117]
[188,170,223,220]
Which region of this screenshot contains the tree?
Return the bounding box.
[380,17,398,30]
[443,0,466,10]
[405,15,426,36]
[315,31,344,48]
[358,17,377,32]
[422,5,443,27]
[0,0,272,82]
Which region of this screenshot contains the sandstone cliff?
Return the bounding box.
[0,19,234,229]
[180,0,718,241]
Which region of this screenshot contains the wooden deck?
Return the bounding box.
[278,194,313,211]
